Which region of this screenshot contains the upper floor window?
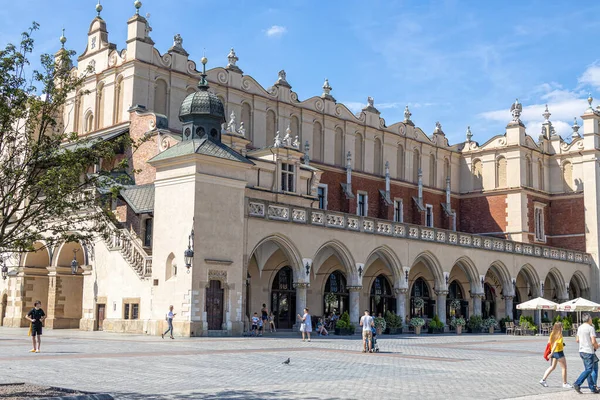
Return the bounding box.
[425,204,434,228]
[534,205,545,242]
[393,199,403,223]
[317,184,328,210]
[143,217,153,247]
[357,192,368,217]
[281,163,295,192]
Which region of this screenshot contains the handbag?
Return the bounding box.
[27,323,32,337]
[543,343,551,361]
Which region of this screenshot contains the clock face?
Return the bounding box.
[184,128,190,137]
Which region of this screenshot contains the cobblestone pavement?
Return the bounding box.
[0,327,594,399]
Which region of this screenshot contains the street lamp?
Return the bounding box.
[1,262,7,280]
[305,262,310,276]
[358,265,363,278]
[71,248,80,274]
[184,228,194,272]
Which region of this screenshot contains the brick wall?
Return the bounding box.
[547,196,585,252]
[459,195,507,237]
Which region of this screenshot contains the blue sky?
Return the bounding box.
[2,0,600,144]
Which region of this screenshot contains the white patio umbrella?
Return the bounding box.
[556,297,600,312]
[516,297,558,310]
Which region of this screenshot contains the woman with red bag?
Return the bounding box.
[540,322,572,388]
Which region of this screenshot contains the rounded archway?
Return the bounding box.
[410,277,433,318]
[447,280,468,320]
[370,275,395,317]
[568,271,589,300]
[270,266,296,329]
[482,282,496,319]
[323,270,349,317]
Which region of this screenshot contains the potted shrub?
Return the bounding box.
[499,316,511,333]
[519,315,537,335]
[384,311,403,334]
[374,316,386,336]
[410,317,425,335]
[449,299,461,317]
[335,311,354,335]
[428,315,444,334]
[413,297,425,314]
[561,317,572,337]
[468,315,484,333]
[483,317,498,334]
[450,317,466,334]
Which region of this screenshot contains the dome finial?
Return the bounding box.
[198,53,209,90]
[59,28,67,48]
[542,104,551,122]
[96,0,103,17]
[572,117,581,138]
[134,0,142,14]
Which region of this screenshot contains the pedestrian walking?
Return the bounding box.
[268,312,276,333]
[261,304,269,332]
[297,308,312,342]
[162,305,176,339]
[539,322,572,388]
[360,310,374,353]
[26,300,45,353]
[574,313,599,393]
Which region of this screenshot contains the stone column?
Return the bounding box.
[472,293,483,316]
[348,286,362,330]
[395,288,407,323]
[436,290,449,325]
[294,283,308,330]
[504,296,514,320]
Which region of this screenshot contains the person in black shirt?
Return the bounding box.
[26,300,45,353]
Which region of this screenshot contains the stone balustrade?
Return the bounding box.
[104,228,153,278]
[247,198,591,265]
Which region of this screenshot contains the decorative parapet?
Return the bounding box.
[104,227,153,278]
[246,198,591,265]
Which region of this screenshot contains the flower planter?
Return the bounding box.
[376,327,383,336]
[488,327,494,334]
[414,326,422,335]
[562,329,571,337]
[456,326,462,335]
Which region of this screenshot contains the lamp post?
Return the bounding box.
[1,260,7,280]
[71,248,80,274]
[184,228,194,272]
[358,265,363,278]
[305,262,310,276]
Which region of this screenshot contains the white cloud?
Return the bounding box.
[265,25,287,38]
[579,63,600,90]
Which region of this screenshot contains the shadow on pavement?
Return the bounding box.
[112,389,344,400]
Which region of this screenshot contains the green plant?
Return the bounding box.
[450,299,461,311]
[593,317,600,332]
[384,311,402,328]
[562,317,572,331]
[374,317,386,330]
[413,297,425,310]
[483,317,498,329]
[519,315,537,332]
[450,317,466,328]
[468,315,484,331]
[499,316,512,331]
[336,311,351,329]
[325,293,337,305]
[428,314,444,329]
[410,317,425,327]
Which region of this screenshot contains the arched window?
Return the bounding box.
[113,77,124,124]
[290,115,300,145]
[374,137,383,175]
[334,127,344,167]
[483,282,496,319]
[154,79,168,116]
[496,156,507,188]
[165,253,176,281]
[538,160,544,191]
[443,158,450,182]
[85,112,94,133]
[413,149,421,183]
[472,159,483,190]
[447,280,468,320]
[271,266,296,329]
[241,102,252,140]
[563,161,573,192]
[410,277,432,317]
[95,84,105,130]
[354,132,363,170]
[429,155,436,187]
[525,156,533,187]
[266,110,277,147]
[370,275,395,316]
[313,122,323,162]
[324,270,349,316]
[397,145,404,180]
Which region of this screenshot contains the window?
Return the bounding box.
[429,155,436,187]
[123,300,140,320]
[525,156,533,187]
[425,204,434,227]
[374,137,382,175]
[472,159,483,190]
[313,122,323,162]
[154,79,168,116]
[413,149,421,183]
[397,145,404,179]
[334,128,344,166]
[317,184,328,210]
[534,205,546,242]
[143,217,153,247]
[266,110,277,147]
[496,156,507,188]
[357,192,368,217]
[355,133,363,170]
[393,199,403,223]
[562,161,573,192]
[281,163,295,192]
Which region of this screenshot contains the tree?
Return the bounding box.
[0,23,130,256]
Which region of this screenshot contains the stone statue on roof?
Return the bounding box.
[227,111,237,133]
[510,98,522,123]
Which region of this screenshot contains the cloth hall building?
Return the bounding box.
[0,4,597,336]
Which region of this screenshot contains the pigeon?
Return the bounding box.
[282,358,290,365]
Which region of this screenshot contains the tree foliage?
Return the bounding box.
[0,23,131,255]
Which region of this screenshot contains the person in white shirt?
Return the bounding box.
[574,313,599,393]
[360,310,375,353]
[297,308,312,342]
[162,305,176,339]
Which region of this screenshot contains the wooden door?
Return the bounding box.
[96,304,105,331]
[206,280,224,330]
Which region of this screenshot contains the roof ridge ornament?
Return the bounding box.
[572,117,581,138]
[510,98,522,124]
[434,121,444,136]
[59,28,67,48]
[542,104,551,122]
[96,0,103,17]
[134,0,142,14]
[586,93,594,114]
[275,70,291,88]
[404,105,412,122]
[198,55,209,90]
[226,48,242,73]
[466,126,473,142]
[321,78,335,102]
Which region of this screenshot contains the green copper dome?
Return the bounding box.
[178,90,225,121]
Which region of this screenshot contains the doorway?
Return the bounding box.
[206,280,224,330]
[96,304,105,331]
[271,266,296,329]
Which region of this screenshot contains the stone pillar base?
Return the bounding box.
[3,317,28,328]
[45,317,81,329]
[79,318,96,331]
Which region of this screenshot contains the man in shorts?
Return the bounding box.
[26,300,45,353]
[360,310,374,353]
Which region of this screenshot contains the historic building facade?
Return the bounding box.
[0,3,597,335]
